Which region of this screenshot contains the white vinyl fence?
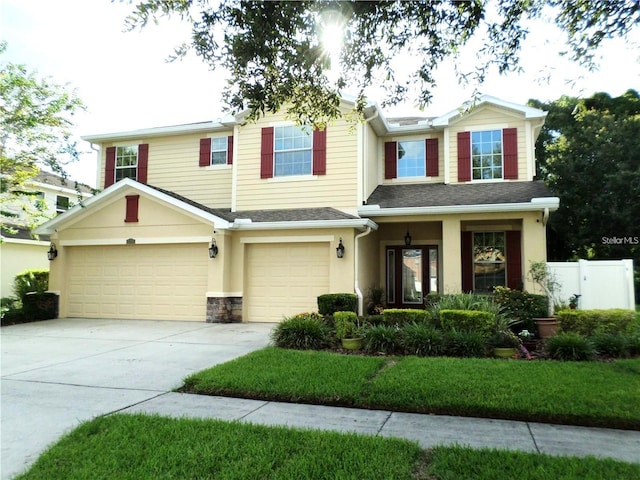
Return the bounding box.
[547,259,636,310]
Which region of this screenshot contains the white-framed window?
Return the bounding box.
[471,130,503,180]
[274,125,312,176]
[397,140,425,178]
[56,195,70,215]
[115,145,138,181]
[210,136,228,165]
[473,231,506,292]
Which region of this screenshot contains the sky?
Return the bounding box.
[2,0,639,187]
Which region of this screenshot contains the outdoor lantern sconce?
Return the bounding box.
[47,242,58,261]
[208,238,219,259]
[336,238,345,258]
[404,230,412,246]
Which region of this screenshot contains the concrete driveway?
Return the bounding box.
[0,318,273,479]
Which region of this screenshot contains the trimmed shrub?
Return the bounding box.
[590,333,630,358]
[443,330,488,358]
[364,314,384,326]
[14,269,49,300]
[493,286,548,323]
[363,325,402,355]
[1,297,25,325]
[402,322,444,357]
[557,309,637,336]
[382,308,429,327]
[334,311,358,339]
[271,313,331,350]
[545,332,595,361]
[440,309,494,335]
[317,293,357,316]
[21,292,58,320]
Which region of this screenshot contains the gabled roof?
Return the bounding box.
[431,95,547,127]
[32,171,94,195]
[35,179,376,235]
[360,181,559,216]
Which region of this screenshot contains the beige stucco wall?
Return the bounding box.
[234,110,359,213]
[447,105,534,183]
[0,241,50,298]
[98,131,234,208]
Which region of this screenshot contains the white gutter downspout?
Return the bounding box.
[354,226,373,316]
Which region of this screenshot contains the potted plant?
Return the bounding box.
[517,329,537,352]
[488,330,521,358]
[528,261,560,338]
[569,294,581,309]
[334,311,363,350]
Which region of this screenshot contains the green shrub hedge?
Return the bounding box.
[14,269,49,300]
[557,309,638,336]
[317,293,357,316]
[271,313,331,350]
[382,308,429,326]
[334,311,358,339]
[493,286,548,322]
[439,309,494,335]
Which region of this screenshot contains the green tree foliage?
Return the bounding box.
[530,90,640,297]
[0,42,86,229]
[126,0,639,125]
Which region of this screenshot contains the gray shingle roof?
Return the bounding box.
[147,184,358,223]
[1,224,50,241]
[365,181,554,208]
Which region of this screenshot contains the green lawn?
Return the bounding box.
[182,347,640,429]
[16,414,640,480]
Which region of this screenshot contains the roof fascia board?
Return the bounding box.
[82,121,232,143]
[35,179,231,234]
[432,95,547,127]
[230,218,379,231]
[359,197,560,217]
[30,181,93,197]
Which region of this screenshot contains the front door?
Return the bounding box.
[386,246,438,308]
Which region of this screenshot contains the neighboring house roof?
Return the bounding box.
[361,181,559,216]
[32,171,94,195]
[0,224,49,242]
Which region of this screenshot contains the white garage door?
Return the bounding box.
[66,244,208,321]
[245,243,330,322]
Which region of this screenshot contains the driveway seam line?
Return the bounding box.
[526,422,541,453]
[375,411,394,436]
[101,391,173,418]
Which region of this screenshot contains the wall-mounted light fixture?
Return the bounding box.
[208,238,219,258]
[336,238,345,258]
[47,242,58,261]
[404,230,412,246]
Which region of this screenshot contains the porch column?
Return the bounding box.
[442,218,462,293]
[521,212,547,292]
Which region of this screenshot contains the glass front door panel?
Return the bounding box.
[402,249,423,304]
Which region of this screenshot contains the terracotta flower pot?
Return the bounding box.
[534,317,559,339]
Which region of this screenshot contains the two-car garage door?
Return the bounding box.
[66,244,208,321]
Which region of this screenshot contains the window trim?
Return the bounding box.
[115,145,139,183]
[273,124,313,177]
[470,129,504,181]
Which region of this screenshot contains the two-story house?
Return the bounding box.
[36,95,559,322]
[1,171,93,297]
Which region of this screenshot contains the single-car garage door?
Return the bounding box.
[245,243,330,322]
[66,244,208,321]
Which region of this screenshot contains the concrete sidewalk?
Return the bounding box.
[124,392,640,464]
[2,318,639,479]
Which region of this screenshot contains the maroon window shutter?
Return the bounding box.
[260,127,274,179]
[506,230,523,289]
[227,135,234,165]
[384,141,397,179]
[461,231,473,292]
[457,132,471,182]
[503,127,518,180]
[137,144,149,184]
[124,195,139,223]
[105,147,116,188]
[199,138,211,167]
[312,128,327,175]
[426,138,438,177]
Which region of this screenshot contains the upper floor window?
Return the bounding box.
[384,138,438,179]
[115,146,138,182]
[471,130,502,180]
[211,137,228,165]
[104,144,148,188]
[274,125,312,176]
[457,128,517,182]
[397,140,425,178]
[56,195,70,215]
[260,126,326,179]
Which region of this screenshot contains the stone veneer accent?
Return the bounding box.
[206,296,243,323]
